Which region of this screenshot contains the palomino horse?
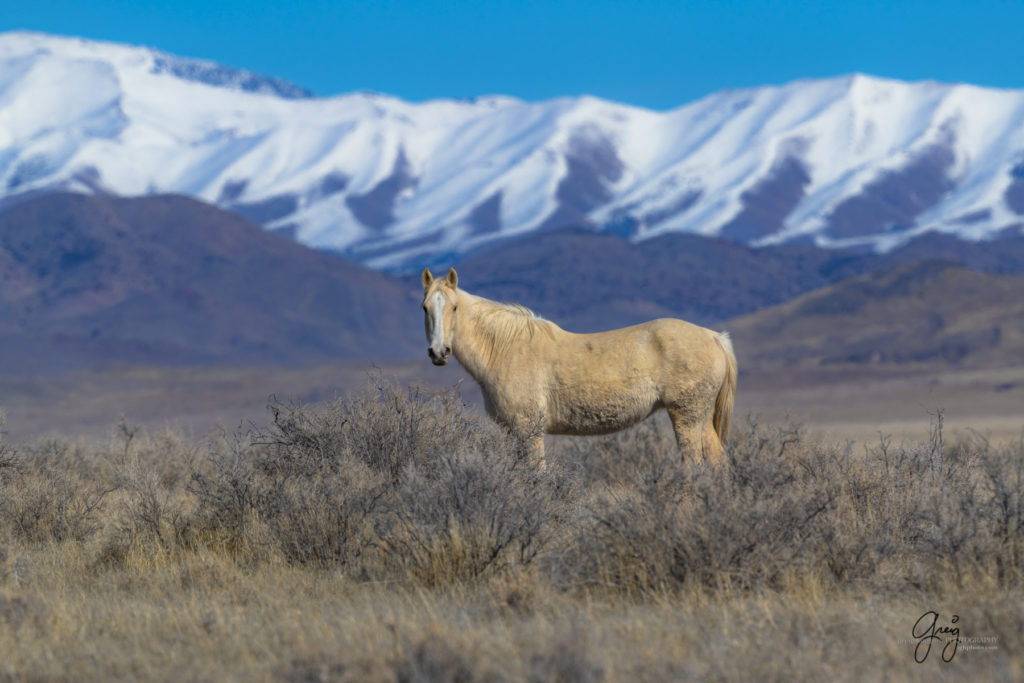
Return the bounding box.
[421,268,737,465]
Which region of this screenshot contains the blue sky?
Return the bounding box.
[4,0,1024,109]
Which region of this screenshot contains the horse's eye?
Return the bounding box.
[453,305,458,311]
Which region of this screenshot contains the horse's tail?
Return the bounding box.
[712,331,737,443]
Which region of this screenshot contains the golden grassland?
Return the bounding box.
[1,381,1023,681]
[5,550,1020,681]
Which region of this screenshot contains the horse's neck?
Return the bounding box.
[452,291,524,385]
[451,292,494,383]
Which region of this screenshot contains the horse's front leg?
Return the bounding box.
[505,420,545,470]
[498,413,547,470]
[488,387,548,469]
[526,432,546,470]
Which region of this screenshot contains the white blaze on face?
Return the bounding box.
[429,291,446,351]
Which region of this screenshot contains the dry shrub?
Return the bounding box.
[555,416,1024,594]
[187,381,568,581]
[0,439,113,544]
[0,441,15,476]
[373,436,563,585]
[111,422,200,551]
[0,380,1021,599]
[556,422,841,591]
[186,428,272,556]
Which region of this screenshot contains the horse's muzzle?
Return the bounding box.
[428,346,450,366]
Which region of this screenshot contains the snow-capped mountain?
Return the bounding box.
[3,31,1024,270]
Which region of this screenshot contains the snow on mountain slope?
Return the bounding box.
[2,31,1024,271]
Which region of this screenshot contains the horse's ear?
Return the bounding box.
[421,268,433,290]
[446,267,458,289]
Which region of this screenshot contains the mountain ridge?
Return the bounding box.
[0,192,421,372]
[2,32,1024,270]
[444,227,1024,332]
[725,261,1024,371]
[1,192,1023,378]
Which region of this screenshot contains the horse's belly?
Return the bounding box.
[547,392,660,436]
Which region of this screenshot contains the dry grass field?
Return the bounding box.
[1,379,1022,681]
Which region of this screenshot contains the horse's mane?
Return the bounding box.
[468,294,557,366]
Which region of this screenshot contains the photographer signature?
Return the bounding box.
[912,611,960,663]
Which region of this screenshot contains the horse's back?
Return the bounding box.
[646,317,724,363]
[568,317,721,367]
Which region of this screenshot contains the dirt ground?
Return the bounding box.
[737,365,1024,446]
[0,358,1020,448]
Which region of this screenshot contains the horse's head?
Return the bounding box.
[421,267,459,366]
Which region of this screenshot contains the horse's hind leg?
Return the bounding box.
[667,407,706,464]
[668,408,725,465]
[701,420,725,466]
